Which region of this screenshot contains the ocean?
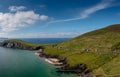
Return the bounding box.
[0,38,77,77]
[19,38,71,44]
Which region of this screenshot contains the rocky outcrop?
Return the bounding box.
[57,64,93,76]
[0,41,44,51]
[39,51,93,77]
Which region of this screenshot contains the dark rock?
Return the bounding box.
[0,41,44,51]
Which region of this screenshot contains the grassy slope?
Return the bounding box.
[94,54,120,76]
[4,24,120,76]
[44,24,120,76]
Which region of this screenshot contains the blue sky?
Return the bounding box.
[0,0,120,38]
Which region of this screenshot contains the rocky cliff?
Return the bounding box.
[0,40,44,50]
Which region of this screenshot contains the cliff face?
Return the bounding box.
[0,40,44,51]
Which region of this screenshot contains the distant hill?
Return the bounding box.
[44,24,120,76]
[0,38,8,39]
[0,38,8,42]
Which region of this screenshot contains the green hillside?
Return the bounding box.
[44,24,120,76]
[1,24,120,76]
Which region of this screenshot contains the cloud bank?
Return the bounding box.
[9,6,26,12]
[8,32,80,38]
[0,0,116,38]
[0,6,49,33]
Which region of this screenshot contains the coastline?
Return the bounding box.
[34,52,39,56]
[36,50,92,77]
[45,58,54,64]
[0,40,93,77]
[35,52,63,65]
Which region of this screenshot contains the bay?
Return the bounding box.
[0,46,77,77]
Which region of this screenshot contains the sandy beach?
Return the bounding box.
[46,58,63,65]
[45,59,54,64]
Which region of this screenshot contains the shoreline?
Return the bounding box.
[34,52,39,56]
[35,52,63,66]
[35,51,92,77]
[0,41,93,77]
[45,58,54,64]
[45,58,63,65]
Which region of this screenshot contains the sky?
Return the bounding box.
[0,0,120,38]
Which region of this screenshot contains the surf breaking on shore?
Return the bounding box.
[45,58,63,65]
[45,58,54,64]
[35,52,63,65]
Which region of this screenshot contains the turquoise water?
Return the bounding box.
[0,47,77,77]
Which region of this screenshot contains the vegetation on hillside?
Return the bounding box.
[2,24,120,76]
[44,24,120,76]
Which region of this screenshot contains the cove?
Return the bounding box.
[0,47,77,77]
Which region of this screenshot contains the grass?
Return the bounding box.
[44,24,120,76]
[94,54,120,76]
[4,24,120,76]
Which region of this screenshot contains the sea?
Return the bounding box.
[0,38,77,77]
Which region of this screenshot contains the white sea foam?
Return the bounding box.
[34,52,39,56]
[45,59,54,64]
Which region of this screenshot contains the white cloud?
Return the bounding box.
[8,32,80,38]
[0,6,49,33]
[80,0,114,19]
[48,0,115,24]
[9,6,26,12]
[40,15,48,21]
[0,32,7,37]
